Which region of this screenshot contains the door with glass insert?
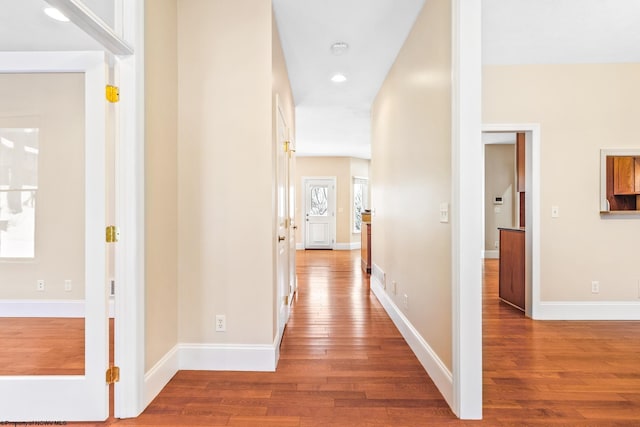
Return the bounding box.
[0,53,109,421]
[304,178,336,249]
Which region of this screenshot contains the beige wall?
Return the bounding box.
[177,0,281,345]
[145,0,179,371]
[371,0,452,369]
[484,64,640,301]
[295,157,370,246]
[484,144,516,251]
[0,73,85,300]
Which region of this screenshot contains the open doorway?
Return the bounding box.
[482,124,541,319]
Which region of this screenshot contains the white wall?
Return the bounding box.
[144,0,179,371]
[484,64,640,302]
[177,0,290,346]
[371,0,452,369]
[484,143,516,252]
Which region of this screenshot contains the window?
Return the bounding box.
[0,128,39,258]
[353,177,368,233]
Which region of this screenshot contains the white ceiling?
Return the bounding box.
[0,0,108,51]
[275,0,640,159]
[273,0,426,159]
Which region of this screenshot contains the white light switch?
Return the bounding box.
[439,203,449,223]
[551,206,559,218]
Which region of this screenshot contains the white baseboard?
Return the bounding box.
[144,344,179,407]
[335,242,361,250]
[370,275,454,411]
[143,339,279,410]
[297,242,361,250]
[535,301,640,320]
[179,343,277,372]
[482,250,499,259]
[0,299,116,318]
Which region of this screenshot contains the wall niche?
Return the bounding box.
[600,149,640,213]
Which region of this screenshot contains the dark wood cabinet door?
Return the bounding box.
[613,156,636,195]
[499,229,525,311]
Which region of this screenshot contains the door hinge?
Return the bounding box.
[106,226,120,243]
[106,85,120,103]
[285,295,289,305]
[106,366,120,384]
[283,140,290,152]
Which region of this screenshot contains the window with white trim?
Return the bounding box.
[0,128,39,258]
[353,177,368,233]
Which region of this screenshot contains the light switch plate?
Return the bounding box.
[551,206,559,218]
[439,203,449,223]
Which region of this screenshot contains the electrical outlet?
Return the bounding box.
[591,281,599,294]
[64,280,72,292]
[637,280,640,299]
[551,206,560,218]
[403,293,408,309]
[382,273,386,290]
[215,314,226,332]
[36,280,45,292]
[494,241,499,249]
[392,281,397,295]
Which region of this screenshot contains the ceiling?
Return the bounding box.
[2,1,640,159]
[273,0,425,159]
[0,0,111,51]
[275,0,640,159]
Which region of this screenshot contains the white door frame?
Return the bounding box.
[275,98,291,340]
[43,0,146,418]
[482,124,541,319]
[302,176,336,250]
[0,51,109,422]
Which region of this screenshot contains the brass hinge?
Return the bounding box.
[106,85,120,103]
[285,295,289,305]
[283,140,290,153]
[106,366,120,384]
[106,226,120,243]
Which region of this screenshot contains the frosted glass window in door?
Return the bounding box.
[310,186,328,216]
[0,128,38,258]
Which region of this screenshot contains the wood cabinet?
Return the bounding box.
[361,222,371,274]
[499,228,525,312]
[607,156,640,211]
[613,156,637,195]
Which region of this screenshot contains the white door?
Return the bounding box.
[276,101,290,331]
[0,52,109,421]
[304,178,336,249]
[287,142,297,300]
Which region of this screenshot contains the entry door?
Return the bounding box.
[304,178,336,249]
[0,52,109,422]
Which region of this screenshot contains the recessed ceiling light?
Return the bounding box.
[330,42,349,56]
[44,7,70,22]
[331,73,347,83]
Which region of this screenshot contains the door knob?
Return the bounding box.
[278,235,286,241]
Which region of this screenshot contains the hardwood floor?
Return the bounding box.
[3,251,640,425]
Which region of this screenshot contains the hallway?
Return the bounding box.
[101,250,640,426]
[107,250,457,426]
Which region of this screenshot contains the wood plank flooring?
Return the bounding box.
[3,251,640,425]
